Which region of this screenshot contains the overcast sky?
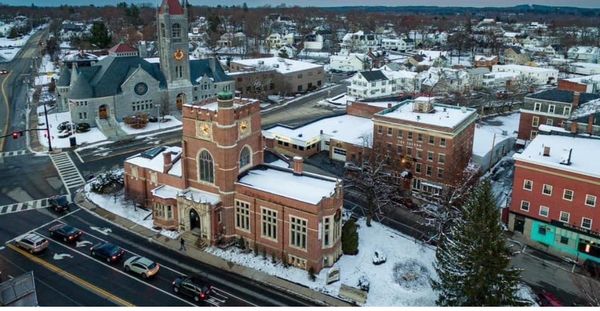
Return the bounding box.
[3,0,600,8]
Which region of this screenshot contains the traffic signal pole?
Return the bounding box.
[43,102,52,152]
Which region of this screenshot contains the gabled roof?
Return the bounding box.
[109,43,137,54]
[526,89,600,104]
[159,0,184,15]
[359,70,388,82]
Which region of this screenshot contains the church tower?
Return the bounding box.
[158,0,193,110]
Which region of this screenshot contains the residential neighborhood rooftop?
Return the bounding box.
[376,99,477,129]
[232,57,321,74]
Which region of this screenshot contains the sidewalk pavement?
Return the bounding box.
[74,191,352,306]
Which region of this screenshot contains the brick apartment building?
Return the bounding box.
[558,74,600,94]
[229,57,324,96]
[264,97,478,196]
[372,97,478,195]
[124,92,343,271]
[509,133,600,264]
[517,89,600,142]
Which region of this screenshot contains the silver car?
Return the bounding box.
[16,233,49,253]
[123,256,160,278]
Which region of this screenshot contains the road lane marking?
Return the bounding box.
[4,208,79,244]
[36,231,198,307]
[0,70,13,153]
[7,243,134,306]
[49,152,86,192]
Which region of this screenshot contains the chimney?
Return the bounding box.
[163,151,173,173]
[292,156,303,175]
[543,146,551,157]
[572,91,581,108]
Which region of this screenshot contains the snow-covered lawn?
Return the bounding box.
[119,116,182,135]
[38,54,57,74]
[83,181,180,240]
[207,218,537,306]
[0,30,34,62]
[37,111,107,149]
[0,47,21,62]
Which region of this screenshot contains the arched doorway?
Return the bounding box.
[176,93,186,110]
[189,208,200,231]
[99,105,108,119]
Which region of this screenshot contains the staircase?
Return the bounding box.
[95,116,127,140]
[181,231,208,250]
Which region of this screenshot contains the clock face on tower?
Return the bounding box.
[238,118,251,138]
[196,121,213,141]
[173,49,185,61]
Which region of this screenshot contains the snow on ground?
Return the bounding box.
[0,47,21,62]
[326,93,355,106]
[119,116,182,135]
[38,54,57,74]
[0,30,34,62]
[84,182,180,240]
[473,112,520,157]
[37,111,107,148]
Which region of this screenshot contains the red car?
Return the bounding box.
[537,290,562,306]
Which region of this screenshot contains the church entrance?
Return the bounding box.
[176,93,186,110]
[189,208,201,231]
[99,105,108,119]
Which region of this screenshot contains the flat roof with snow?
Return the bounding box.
[472,113,520,157]
[263,114,373,147]
[232,57,322,74]
[237,166,338,205]
[514,134,600,179]
[376,99,477,130]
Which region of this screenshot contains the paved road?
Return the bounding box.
[0,29,47,153]
[0,205,320,306]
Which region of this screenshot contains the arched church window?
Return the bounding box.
[172,23,181,38]
[198,150,214,183]
[240,146,251,168]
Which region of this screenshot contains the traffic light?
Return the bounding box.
[11,131,23,139]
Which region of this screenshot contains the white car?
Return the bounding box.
[123,256,159,278]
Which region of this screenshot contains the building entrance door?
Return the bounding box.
[189,208,201,231]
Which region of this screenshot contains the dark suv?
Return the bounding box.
[90,242,125,263]
[49,195,70,213]
[172,276,212,302]
[49,224,83,242]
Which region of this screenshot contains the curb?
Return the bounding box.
[75,191,352,307]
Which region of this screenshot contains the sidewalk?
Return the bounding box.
[74,191,352,306]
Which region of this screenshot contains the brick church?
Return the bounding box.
[124,92,343,272]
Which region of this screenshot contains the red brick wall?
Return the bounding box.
[518,111,567,141]
[511,160,600,232]
[347,101,386,118]
[558,80,587,93]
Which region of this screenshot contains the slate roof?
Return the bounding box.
[69,69,94,99]
[359,70,388,82]
[160,0,184,15]
[56,65,71,87]
[190,59,233,84]
[526,89,600,105]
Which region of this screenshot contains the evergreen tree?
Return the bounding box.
[89,22,112,49]
[432,180,528,306]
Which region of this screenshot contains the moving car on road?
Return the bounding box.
[172,276,212,302]
[123,256,160,278]
[48,195,70,213]
[15,233,49,253]
[90,242,125,263]
[0,69,8,75]
[49,224,83,242]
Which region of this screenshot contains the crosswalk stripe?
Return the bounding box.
[0,150,30,158]
[49,152,86,191]
[0,197,66,216]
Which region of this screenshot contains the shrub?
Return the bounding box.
[342,220,359,255]
[308,266,316,281]
[262,248,267,260]
[237,236,245,250]
[90,169,124,194]
[253,245,259,257]
[271,252,277,264]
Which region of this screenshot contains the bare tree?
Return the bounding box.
[572,273,600,306]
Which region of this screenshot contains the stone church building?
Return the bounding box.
[124,92,343,272]
[56,0,234,137]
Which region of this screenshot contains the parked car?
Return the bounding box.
[148,116,158,123]
[537,290,562,306]
[90,242,125,263]
[15,233,49,253]
[123,256,160,278]
[48,224,83,242]
[57,121,71,132]
[57,130,72,138]
[583,259,600,278]
[172,276,212,302]
[48,195,70,213]
[0,69,8,75]
[76,123,90,133]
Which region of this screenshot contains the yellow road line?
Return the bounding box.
[0,71,13,152]
[7,243,135,306]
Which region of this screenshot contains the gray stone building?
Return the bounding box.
[55,0,234,136]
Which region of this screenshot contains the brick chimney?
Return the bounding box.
[163,151,173,173]
[543,146,551,157]
[572,91,581,108]
[292,156,303,175]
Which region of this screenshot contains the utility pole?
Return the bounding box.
[488,132,496,171]
[43,102,52,152]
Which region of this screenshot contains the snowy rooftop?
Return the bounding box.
[237,166,338,205]
[472,113,520,157]
[232,57,322,74]
[514,134,600,179]
[180,187,221,205]
[377,99,477,129]
[263,114,373,147]
[126,146,182,174]
[492,64,558,73]
[562,74,600,83]
[570,98,600,119]
[383,69,417,80]
[151,185,181,200]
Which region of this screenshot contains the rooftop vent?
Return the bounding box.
[559,148,573,166]
[543,146,551,157]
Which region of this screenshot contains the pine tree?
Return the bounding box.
[432,180,529,306]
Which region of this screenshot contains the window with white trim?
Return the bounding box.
[563,106,571,116]
[532,116,539,127]
[548,104,555,114]
[534,102,541,111]
[290,216,307,250]
[235,200,250,231]
[261,207,277,240]
[582,217,593,230]
[539,206,549,217]
[563,189,574,201]
[523,179,533,191]
[585,194,597,207]
[520,200,530,212]
[542,184,553,196]
[560,211,570,223]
